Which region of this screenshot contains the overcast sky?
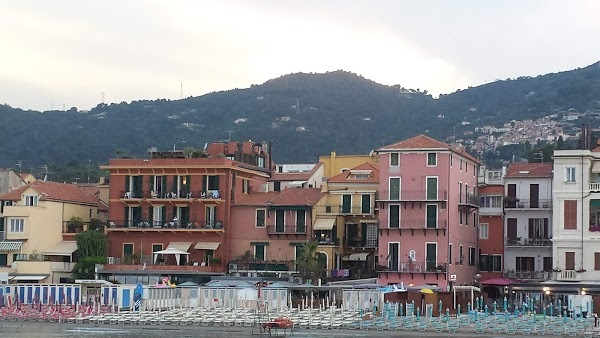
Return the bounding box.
[1,0,600,111]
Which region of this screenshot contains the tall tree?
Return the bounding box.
[295,240,325,283]
[72,229,108,279]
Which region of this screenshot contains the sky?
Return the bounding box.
[1,0,600,112]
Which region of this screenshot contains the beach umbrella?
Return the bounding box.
[416,307,420,321]
[475,297,480,311]
[493,301,497,314]
[445,308,450,320]
[503,296,507,312]
[468,302,471,313]
[399,302,403,316]
[484,304,488,315]
[549,303,553,317]
[438,300,443,318]
[457,304,461,316]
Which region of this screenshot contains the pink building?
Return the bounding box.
[376,135,480,290]
[229,188,325,277]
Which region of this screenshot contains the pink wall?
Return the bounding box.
[377,150,479,288]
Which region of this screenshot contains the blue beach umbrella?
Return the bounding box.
[503,296,508,312]
[468,302,471,313]
[475,297,480,311]
[484,304,488,315]
[438,300,443,318]
[445,308,449,320]
[493,301,497,314]
[416,307,420,320]
[457,304,461,316]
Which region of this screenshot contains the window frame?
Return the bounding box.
[389,177,400,200]
[389,153,399,167]
[388,242,400,271]
[479,223,489,239]
[388,204,400,229]
[24,195,38,206]
[565,167,576,183]
[9,218,24,233]
[255,209,266,228]
[427,153,437,166]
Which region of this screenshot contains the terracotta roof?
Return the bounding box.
[328,162,379,183]
[505,163,553,178]
[592,146,600,152]
[270,163,322,181]
[378,134,480,163]
[0,181,99,206]
[235,188,325,207]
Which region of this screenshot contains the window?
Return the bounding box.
[479,196,503,208]
[389,177,400,200]
[390,153,399,166]
[564,200,577,229]
[389,205,400,228]
[205,205,216,227]
[341,194,351,213]
[426,204,437,228]
[473,164,476,176]
[528,218,549,239]
[275,210,285,232]
[459,245,463,265]
[123,243,134,257]
[565,251,575,270]
[361,194,371,214]
[469,247,476,266]
[242,179,250,194]
[595,252,600,271]
[0,201,12,213]
[450,155,453,167]
[295,210,306,233]
[460,160,463,171]
[9,218,24,233]
[516,256,535,271]
[24,195,38,206]
[388,242,399,271]
[426,177,438,200]
[256,209,266,227]
[479,254,502,272]
[273,181,281,192]
[425,243,437,272]
[254,244,265,260]
[565,167,576,183]
[479,223,489,239]
[152,244,163,262]
[207,175,219,190]
[449,243,452,264]
[427,153,437,166]
[152,206,164,226]
[459,182,463,203]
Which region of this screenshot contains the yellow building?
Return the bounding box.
[315,152,380,279]
[0,181,100,283]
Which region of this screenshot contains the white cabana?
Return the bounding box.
[153,248,190,265]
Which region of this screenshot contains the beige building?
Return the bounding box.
[0,181,100,283]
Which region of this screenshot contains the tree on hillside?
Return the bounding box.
[296,240,325,283]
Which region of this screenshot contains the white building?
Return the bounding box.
[503,163,553,281]
[552,148,600,283]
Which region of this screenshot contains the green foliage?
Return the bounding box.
[295,240,325,282]
[72,256,107,279]
[75,229,107,258]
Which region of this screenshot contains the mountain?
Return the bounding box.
[1,62,600,180]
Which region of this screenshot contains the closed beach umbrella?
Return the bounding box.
[503,296,507,312]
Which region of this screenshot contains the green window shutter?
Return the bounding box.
[162,176,167,195]
[186,175,191,194]
[172,206,177,220]
[426,205,437,228]
[202,175,206,194]
[150,176,155,192]
[125,175,130,192]
[149,206,154,225]
[161,206,166,224]
[124,207,129,226]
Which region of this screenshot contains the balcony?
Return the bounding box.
[504,269,549,280]
[458,193,479,208]
[343,236,377,249]
[317,237,339,246]
[121,190,222,201]
[504,199,552,209]
[315,205,374,215]
[14,261,76,273]
[376,189,448,202]
[380,262,448,278]
[265,224,307,237]
[505,237,552,247]
[62,221,106,234]
[107,219,224,232]
[590,183,600,192]
[102,263,223,273]
[552,270,581,282]
[379,220,447,236]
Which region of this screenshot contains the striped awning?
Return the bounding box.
[313,217,336,230]
[0,242,23,252]
[43,241,78,256]
[194,242,220,250]
[166,242,193,252]
[593,162,600,173]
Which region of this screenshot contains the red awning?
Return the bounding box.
[479,277,519,286]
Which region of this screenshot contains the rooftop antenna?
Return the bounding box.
[226,130,234,142]
[72,177,80,184]
[180,82,183,100]
[15,161,22,175]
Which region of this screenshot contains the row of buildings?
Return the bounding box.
[1,134,600,298]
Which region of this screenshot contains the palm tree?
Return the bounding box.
[296,240,324,283]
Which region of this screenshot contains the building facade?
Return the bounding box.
[376,135,480,289]
[503,163,553,281]
[477,167,505,282]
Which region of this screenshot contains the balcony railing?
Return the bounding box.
[381,220,448,236]
[504,199,552,209]
[504,270,549,280]
[266,224,306,235]
[102,263,223,273]
[552,270,581,281]
[317,237,340,246]
[590,183,600,192]
[343,236,377,248]
[315,205,375,215]
[108,219,224,230]
[121,190,221,200]
[62,221,106,234]
[505,237,552,246]
[459,193,479,206]
[377,189,448,201]
[383,262,447,273]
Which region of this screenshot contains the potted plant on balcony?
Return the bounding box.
[67,217,84,233]
[209,257,222,266]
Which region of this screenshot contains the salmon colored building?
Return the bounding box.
[477,179,505,280]
[376,135,480,290]
[98,142,271,284]
[229,188,325,278]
